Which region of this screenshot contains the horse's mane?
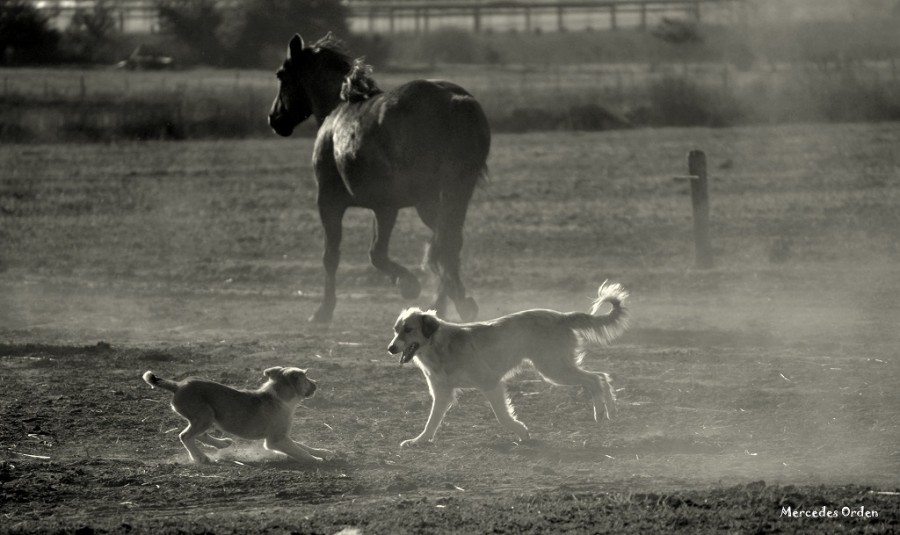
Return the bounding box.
[311,33,381,103]
[340,58,382,102]
[311,33,351,62]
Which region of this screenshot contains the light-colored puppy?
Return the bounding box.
[142,366,332,464]
[388,281,629,447]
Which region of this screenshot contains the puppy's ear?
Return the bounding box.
[283,368,305,379]
[264,366,284,378]
[421,314,440,339]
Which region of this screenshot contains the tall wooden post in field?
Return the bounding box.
[675,150,713,269]
[688,150,713,268]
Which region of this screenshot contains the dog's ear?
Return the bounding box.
[283,367,306,379]
[421,314,440,339]
[264,366,284,378]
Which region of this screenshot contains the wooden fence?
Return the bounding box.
[346,0,747,34]
[35,0,747,35]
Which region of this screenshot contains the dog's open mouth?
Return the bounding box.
[400,342,419,364]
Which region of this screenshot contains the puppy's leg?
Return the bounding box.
[401,384,454,447]
[264,437,324,463]
[533,356,617,422]
[179,423,212,464]
[482,384,530,441]
[197,433,233,449]
[595,372,617,421]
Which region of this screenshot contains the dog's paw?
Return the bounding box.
[515,436,539,447]
[594,405,616,423]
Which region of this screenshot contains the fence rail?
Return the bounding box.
[348,0,745,34]
[34,0,746,35]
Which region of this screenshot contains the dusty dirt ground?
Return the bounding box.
[2,125,899,532]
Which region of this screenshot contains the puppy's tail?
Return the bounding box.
[568,281,629,346]
[142,371,179,393]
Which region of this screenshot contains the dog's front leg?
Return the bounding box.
[179,426,212,464]
[265,437,325,463]
[401,386,454,447]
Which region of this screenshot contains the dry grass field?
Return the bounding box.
[1,124,899,533]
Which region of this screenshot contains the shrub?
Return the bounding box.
[228,0,350,68]
[817,80,900,123]
[157,0,350,68]
[0,0,60,65]
[157,0,226,66]
[636,75,743,127]
[63,0,119,63]
[415,28,485,65]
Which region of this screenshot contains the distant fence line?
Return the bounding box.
[345,0,748,34]
[36,0,747,35]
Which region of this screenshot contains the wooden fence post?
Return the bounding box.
[688,150,713,268]
[675,150,713,269]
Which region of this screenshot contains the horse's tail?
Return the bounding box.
[142,371,179,393]
[421,92,488,275]
[447,90,491,183]
[565,281,630,346]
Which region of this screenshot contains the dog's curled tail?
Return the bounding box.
[142,371,179,393]
[570,280,629,346]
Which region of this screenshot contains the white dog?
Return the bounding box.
[143,366,332,464]
[388,282,629,447]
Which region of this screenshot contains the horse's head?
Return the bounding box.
[268,33,351,136]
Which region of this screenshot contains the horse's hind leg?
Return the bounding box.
[370,208,421,299]
[436,227,477,321]
[433,184,478,321]
[310,199,346,323]
[416,202,449,318]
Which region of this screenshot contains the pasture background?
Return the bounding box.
[5,14,900,143]
[4,57,900,143]
[2,124,899,532]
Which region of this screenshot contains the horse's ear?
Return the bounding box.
[288,34,305,59]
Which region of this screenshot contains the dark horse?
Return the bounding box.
[269,34,490,323]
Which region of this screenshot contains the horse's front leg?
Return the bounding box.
[310,200,346,323]
[370,208,421,300]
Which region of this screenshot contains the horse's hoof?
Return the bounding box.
[455,297,478,322]
[398,275,421,300]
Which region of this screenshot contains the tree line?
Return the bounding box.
[0,0,357,68]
